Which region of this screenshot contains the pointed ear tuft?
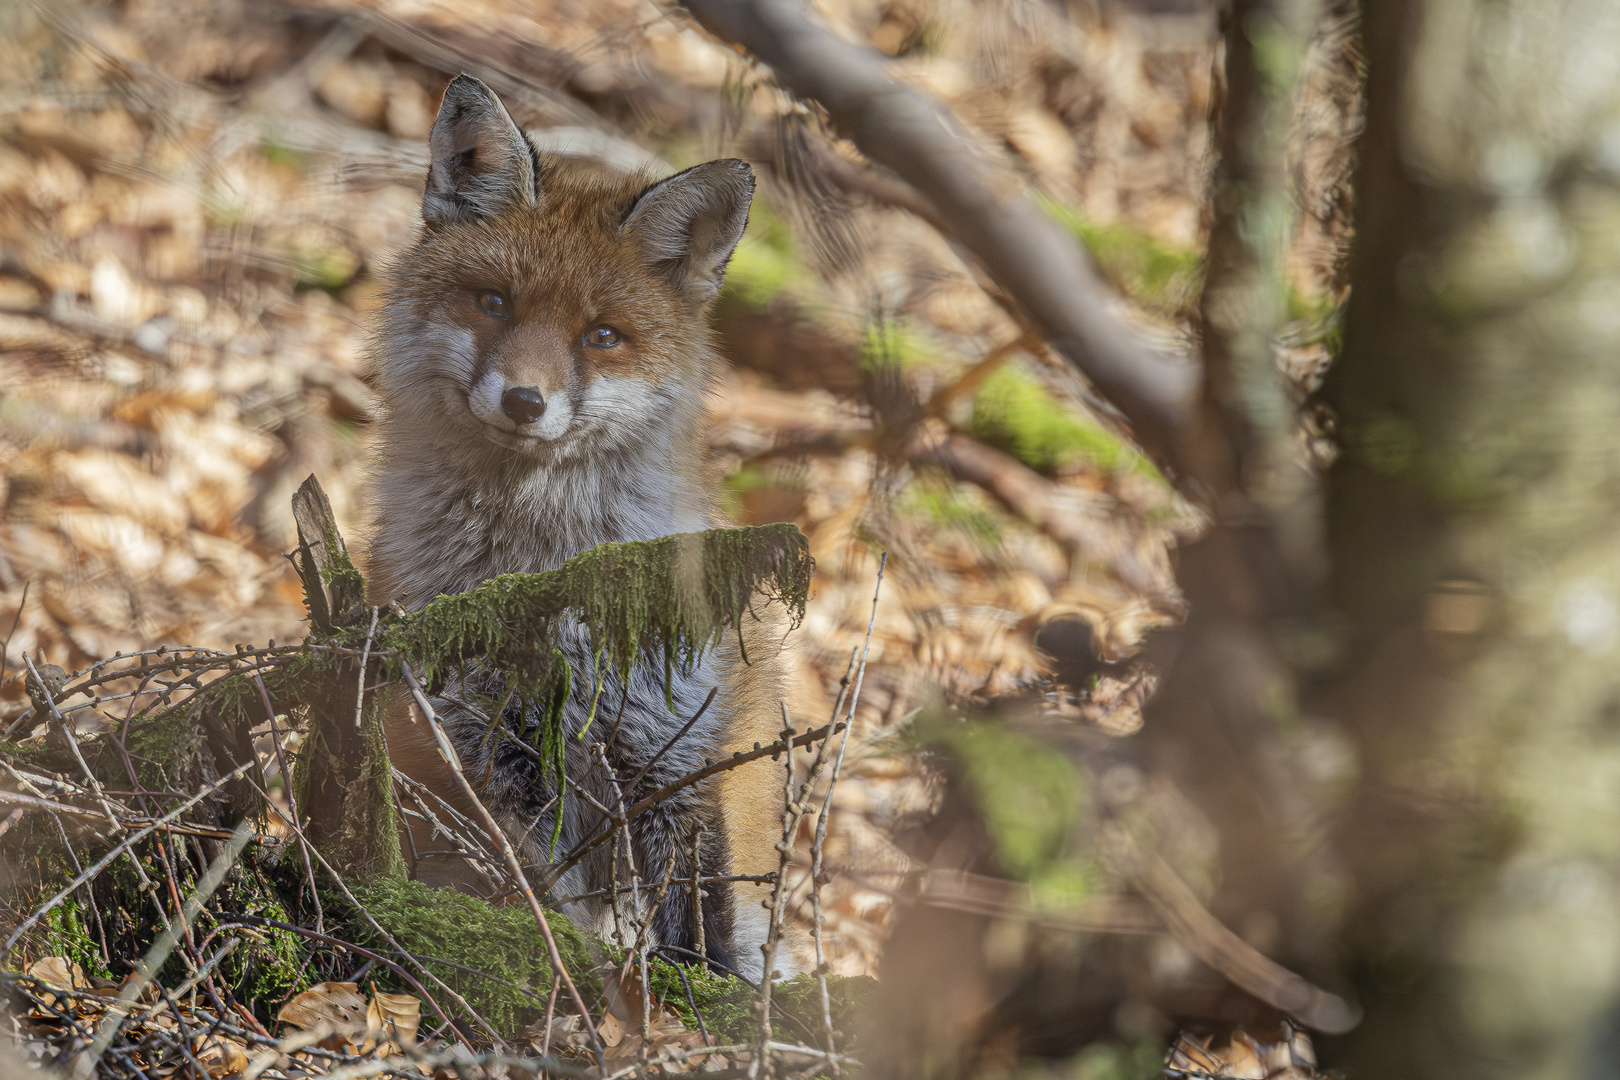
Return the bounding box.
[623,159,755,304]
[424,75,538,226]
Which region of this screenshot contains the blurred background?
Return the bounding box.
[4,0,1620,1076]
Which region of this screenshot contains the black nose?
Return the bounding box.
[501,385,546,424]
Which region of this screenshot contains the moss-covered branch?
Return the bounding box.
[373,522,813,689]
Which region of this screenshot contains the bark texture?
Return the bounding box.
[1328,2,1620,1075]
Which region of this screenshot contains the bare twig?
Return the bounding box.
[0,580,28,693]
[752,703,803,1079]
[254,672,324,934]
[402,661,604,1064]
[537,720,845,899]
[806,554,886,1065]
[1128,845,1359,1034]
[354,605,380,728]
[24,652,125,834]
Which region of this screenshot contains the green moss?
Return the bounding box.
[1038,195,1203,317]
[38,901,111,982]
[1064,1041,1168,1080]
[343,878,599,1037]
[970,365,1143,476]
[0,739,44,766]
[900,480,1003,547]
[121,703,204,791]
[643,961,874,1049]
[723,200,808,311]
[923,720,1094,899]
[294,247,361,293]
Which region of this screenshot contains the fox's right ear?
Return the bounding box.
[423,75,538,226]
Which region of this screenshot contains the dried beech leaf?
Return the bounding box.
[27,956,86,991]
[27,956,86,1009]
[192,1034,249,1078]
[360,990,420,1054]
[277,981,368,1034]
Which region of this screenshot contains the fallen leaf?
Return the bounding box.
[27,956,87,1009]
[192,1034,248,1078]
[360,990,420,1054]
[277,981,367,1047]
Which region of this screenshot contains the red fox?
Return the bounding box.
[364,75,798,981]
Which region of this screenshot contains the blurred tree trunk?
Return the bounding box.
[1328,1,1620,1075]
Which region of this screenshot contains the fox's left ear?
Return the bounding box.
[424,75,538,226]
[624,159,754,304]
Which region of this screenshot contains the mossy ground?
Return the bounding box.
[343,877,599,1036]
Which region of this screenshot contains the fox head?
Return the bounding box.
[377,75,753,462]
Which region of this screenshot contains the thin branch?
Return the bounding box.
[805,554,885,1066]
[535,719,845,899]
[680,0,1195,464]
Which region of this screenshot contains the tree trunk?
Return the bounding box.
[1328,1,1620,1075]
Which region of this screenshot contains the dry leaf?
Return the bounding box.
[27,956,87,1009]
[192,1034,248,1078]
[277,980,368,1047]
[27,956,87,990]
[360,990,420,1054]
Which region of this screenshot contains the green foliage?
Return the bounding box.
[643,959,875,1048]
[344,878,599,1037]
[1061,1041,1167,1080]
[970,365,1140,476]
[39,901,110,982]
[120,702,203,791]
[1037,195,1202,317]
[294,247,361,293]
[212,853,315,1014]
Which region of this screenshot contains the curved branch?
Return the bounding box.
[681,0,1196,465]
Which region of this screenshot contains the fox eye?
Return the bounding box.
[583,324,622,348]
[476,291,509,318]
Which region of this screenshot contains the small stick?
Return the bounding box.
[751,703,803,1080]
[77,821,255,1078]
[24,652,124,833]
[690,824,707,963]
[806,553,887,1066]
[254,673,324,934]
[354,605,380,728]
[536,720,845,897]
[539,973,561,1057]
[0,579,28,692]
[621,684,719,795]
[402,662,604,1065]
